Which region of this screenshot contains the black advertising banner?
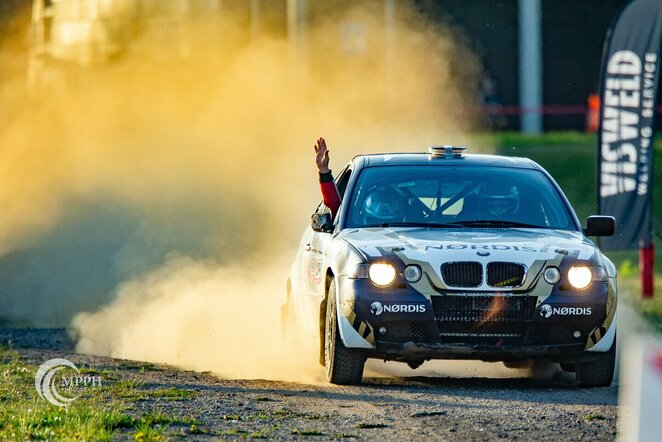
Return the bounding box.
[598,0,662,250]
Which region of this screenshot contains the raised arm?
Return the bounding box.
[314,137,341,219]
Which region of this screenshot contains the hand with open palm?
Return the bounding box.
[314,137,331,174]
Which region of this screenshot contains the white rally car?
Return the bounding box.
[284,147,617,386]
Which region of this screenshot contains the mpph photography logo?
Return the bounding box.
[35,358,102,407]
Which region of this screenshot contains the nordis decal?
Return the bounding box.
[539,304,592,318]
[370,302,426,316]
[423,244,569,253]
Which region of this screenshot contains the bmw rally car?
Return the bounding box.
[284,146,617,386]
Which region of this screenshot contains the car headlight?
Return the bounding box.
[403,264,422,283]
[568,266,592,289]
[543,266,561,284]
[369,263,397,287]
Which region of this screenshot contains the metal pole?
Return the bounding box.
[518,0,543,134]
[28,0,46,90]
[250,0,260,40]
[385,0,395,110]
[287,0,308,58]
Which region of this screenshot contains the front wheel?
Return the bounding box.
[575,336,616,387]
[324,279,366,385]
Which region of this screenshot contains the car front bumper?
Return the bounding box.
[336,275,614,361]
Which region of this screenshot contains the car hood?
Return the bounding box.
[340,227,598,266]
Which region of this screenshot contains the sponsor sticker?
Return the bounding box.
[539,304,592,318]
[370,301,426,316]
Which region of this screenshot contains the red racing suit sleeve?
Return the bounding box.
[319,171,341,219]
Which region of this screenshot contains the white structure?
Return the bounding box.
[518,0,543,134]
[619,336,662,442]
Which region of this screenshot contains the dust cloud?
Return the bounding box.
[0,1,488,381]
[73,256,324,382]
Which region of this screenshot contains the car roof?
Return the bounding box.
[353,152,540,170]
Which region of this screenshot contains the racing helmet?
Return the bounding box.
[362,187,405,224]
[479,182,520,218]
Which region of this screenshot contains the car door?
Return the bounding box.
[295,167,352,331]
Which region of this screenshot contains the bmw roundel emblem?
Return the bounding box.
[476,250,490,256]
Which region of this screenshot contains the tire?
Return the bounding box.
[324,280,366,385]
[575,337,616,387]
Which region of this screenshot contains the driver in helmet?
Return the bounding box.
[478,182,520,219]
[361,187,406,225]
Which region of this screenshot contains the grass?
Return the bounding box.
[221,413,242,421]
[355,422,389,429]
[583,414,607,422]
[608,250,662,330]
[148,388,196,401]
[291,427,325,436]
[111,380,196,402]
[488,131,662,330]
[250,409,327,421]
[0,346,201,441]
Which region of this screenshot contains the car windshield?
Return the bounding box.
[345,165,577,230]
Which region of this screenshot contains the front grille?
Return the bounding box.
[433,296,534,323]
[441,262,482,287]
[487,262,526,287]
[432,295,537,344]
[376,321,437,343]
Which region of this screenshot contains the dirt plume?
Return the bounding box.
[73,256,324,382]
[1,1,482,380]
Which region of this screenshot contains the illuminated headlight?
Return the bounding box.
[568,266,592,289]
[543,266,561,284]
[369,263,397,287]
[403,265,422,283]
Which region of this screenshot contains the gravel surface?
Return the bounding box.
[0,328,618,440]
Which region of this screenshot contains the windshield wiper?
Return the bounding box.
[445,220,544,228]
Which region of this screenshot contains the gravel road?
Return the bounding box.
[0,328,618,441]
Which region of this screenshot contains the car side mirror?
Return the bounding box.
[311,212,334,233]
[584,216,615,237]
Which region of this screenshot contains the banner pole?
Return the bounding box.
[641,240,655,298]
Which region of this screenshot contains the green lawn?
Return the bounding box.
[0,346,200,441]
[484,131,662,329]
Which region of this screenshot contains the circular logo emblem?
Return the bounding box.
[476,251,490,256]
[35,358,81,407]
[539,304,553,319]
[370,301,384,316]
